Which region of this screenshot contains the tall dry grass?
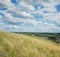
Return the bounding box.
[0,31,60,57]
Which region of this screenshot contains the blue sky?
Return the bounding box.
[0,0,60,33]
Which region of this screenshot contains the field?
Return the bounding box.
[0,31,60,57]
[15,32,60,44]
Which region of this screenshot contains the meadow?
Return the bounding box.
[0,31,60,57]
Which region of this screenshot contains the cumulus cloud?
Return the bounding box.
[0,0,60,32]
[42,13,60,24]
[0,0,14,8]
[19,1,35,11]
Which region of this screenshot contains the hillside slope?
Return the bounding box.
[0,31,60,57]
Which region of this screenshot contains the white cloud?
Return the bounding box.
[0,0,60,32]
[42,12,60,25]
[20,11,32,17]
[19,1,35,11]
[0,0,14,8]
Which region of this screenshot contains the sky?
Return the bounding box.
[0,0,60,33]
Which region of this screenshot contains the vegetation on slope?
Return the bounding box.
[21,33,60,44]
[0,31,60,57]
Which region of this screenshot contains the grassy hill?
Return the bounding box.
[15,32,60,44]
[0,31,60,57]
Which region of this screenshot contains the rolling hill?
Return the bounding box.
[0,31,60,57]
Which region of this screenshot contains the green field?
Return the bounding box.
[0,31,60,57]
